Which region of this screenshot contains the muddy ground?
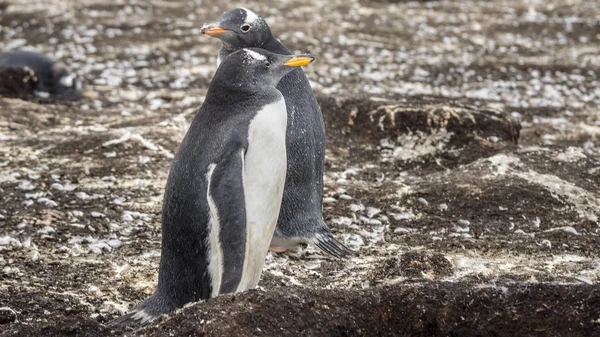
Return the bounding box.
[0,0,599,336]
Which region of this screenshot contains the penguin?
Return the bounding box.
[201,8,354,258]
[106,48,315,326]
[0,50,95,100]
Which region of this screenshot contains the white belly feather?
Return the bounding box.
[237,98,288,291]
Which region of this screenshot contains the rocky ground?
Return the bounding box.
[0,0,599,336]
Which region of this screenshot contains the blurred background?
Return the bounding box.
[0,0,599,335]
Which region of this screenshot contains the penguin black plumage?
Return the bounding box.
[201,8,354,258]
[0,50,93,100]
[106,48,315,326]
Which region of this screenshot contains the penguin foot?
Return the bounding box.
[268,246,288,253]
[311,232,357,259]
[105,308,155,327]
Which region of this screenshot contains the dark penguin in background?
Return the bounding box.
[106,48,315,326]
[0,50,95,100]
[201,8,354,258]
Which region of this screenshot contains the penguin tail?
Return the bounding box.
[311,231,357,258]
[104,308,156,327]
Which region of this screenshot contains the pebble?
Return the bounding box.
[103,151,117,158]
[393,212,414,221]
[457,219,470,226]
[37,226,55,234]
[394,227,412,234]
[563,227,580,235]
[0,307,17,324]
[90,211,106,218]
[76,192,90,200]
[451,225,470,233]
[366,207,381,218]
[539,239,551,249]
[438,203,448,211]
[323,197,337,204]
[121,212,134,222]
[17,181,35,191]
[417,197,429,205]
[50,183,64,191]
[37,198,58,208]
[345,234,365,247]
[107,239,123,249]
[0,236,19,246]
[339,194,353,200]
[72,210,84,217]
[349,204,364,212]
[138,155,151,164]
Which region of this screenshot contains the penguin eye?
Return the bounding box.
[264,61,271,68]
[240,24,251,33]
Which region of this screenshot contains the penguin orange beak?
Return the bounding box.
[82,91,97,99]
[201,26,230,35]
[283,56,315,67]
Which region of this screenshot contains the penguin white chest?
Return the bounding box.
[238,98,288,291]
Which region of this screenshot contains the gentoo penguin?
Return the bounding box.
[201,8,354,258]
[106,48,315,326]
[0,50,95,100]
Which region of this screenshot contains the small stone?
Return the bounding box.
[50,183,64,191]
[121,212,134,222]
[37,198,58,208]
[0,307,17,324]
[539,239,551,249]
[457,219,470,226]
[366,207,381,218]
[28,173,40,180]
[368,219,382,226]
[0,236,19,246]
[103,152,117,158]
[37,226,55,234]
[438,203,448,211]
[75,192,89,200]
[63,183,78,192]
[90,211,106,218]
[323,197,337,204]
[489,136,499,143]
[349,204,364,212]
[339,194,352,200]
[563,227,580,235]
[394,227,412,234]
[138,156,151,164]
[393,212,414,221]
[22,200,34,207]
[107,239,123,249]
[72,210,84,217]
[417,197,428,205]
[17,180,35,191]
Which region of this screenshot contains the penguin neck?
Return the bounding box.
[208,79,281,103]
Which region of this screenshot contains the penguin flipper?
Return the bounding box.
[104,308,156,327]
[310,230,357,258]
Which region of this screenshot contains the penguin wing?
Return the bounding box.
[205,148,248,295]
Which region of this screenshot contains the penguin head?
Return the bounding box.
[214,48,314,88]
[50,63,96,100]
[201,8,273,49]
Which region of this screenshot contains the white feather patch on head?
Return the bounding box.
[243,49,267,63]
[241,8,259,24]
[59,73,76,87]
